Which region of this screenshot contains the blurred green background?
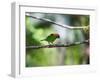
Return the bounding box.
[25,12,89,67]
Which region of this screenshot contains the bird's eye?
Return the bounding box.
[58,35,60,38]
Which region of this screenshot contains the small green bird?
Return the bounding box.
[41,33,60,44]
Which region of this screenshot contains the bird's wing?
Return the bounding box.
[46,35,56,42]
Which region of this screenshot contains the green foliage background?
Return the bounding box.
[26,13,89,67]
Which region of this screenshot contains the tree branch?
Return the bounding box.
[26,14,88,30]
[26,40,89,49]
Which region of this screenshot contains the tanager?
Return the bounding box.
[41,33,60,44]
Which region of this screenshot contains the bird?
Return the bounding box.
[41,33,60,44]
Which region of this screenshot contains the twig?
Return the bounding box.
[26,40,89,49]
[26,14,88,29]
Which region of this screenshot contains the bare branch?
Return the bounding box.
[26,14,88,30]
[26,40,89,49]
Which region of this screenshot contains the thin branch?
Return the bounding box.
[26,40,89,49]
[26,14,88,30]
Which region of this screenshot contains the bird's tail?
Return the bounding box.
[40,39,45,41]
